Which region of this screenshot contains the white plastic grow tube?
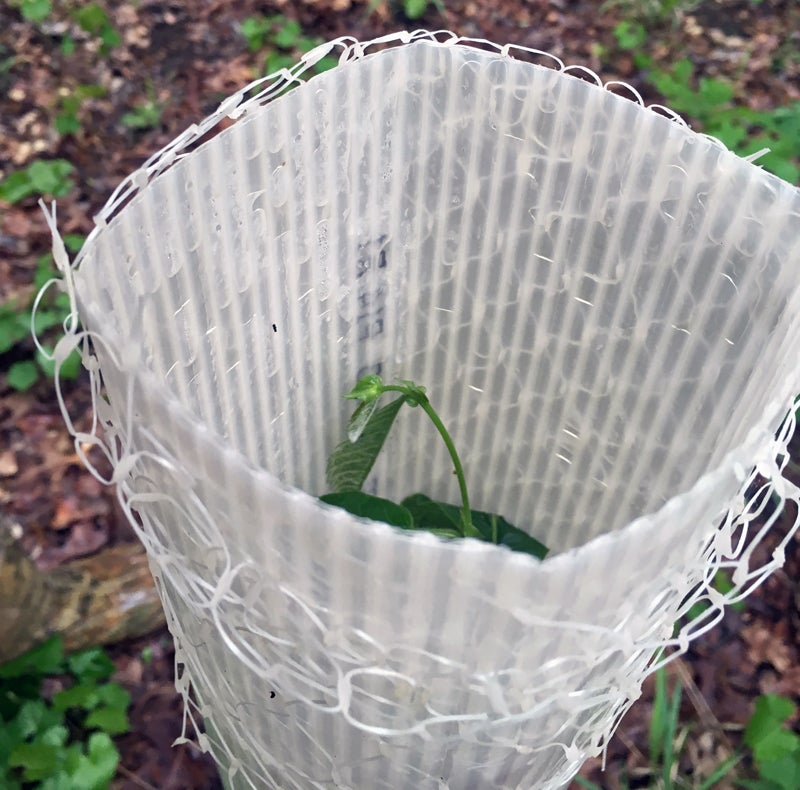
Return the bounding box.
[42,29,800,790]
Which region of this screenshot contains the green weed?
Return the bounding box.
[1,237,84,391]
[121,83,163,131]
[240,15,338,76]
[12,0,120,55]
[72,3,120,55]
[0,636,130,790]
[0,159,75,204]
[645,59,799,183]
[612,20,648,52]
[367,0,444,20]
[741,695,800,790]
[55,84,108,137]
[17,0,52,23]
[608,28,800,185]
[400,0,444,19]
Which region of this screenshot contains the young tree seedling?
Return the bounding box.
[321,375,548,559]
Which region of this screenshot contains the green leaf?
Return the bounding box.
[94,682,131,714]
[346,398,380,442]
[320,491,414,529]
[74,732,119,790]
[762,158,799,186]
[401,493,461,532]
[32,310,65,334]
[711,119,747,150]
[55,113,80,136]
[0,170,34,203]
[39,724,68,748]
[273,20,301,49]
[21,0,52,23]
[713,570,746,612]
[0,312,28,352]
[53,683,99,713]
[63,234,85,252]
[7,360,40,391]
[467,504,548,558]
[401,494,549,558]
[326,396,405,492]
[26,160,74,197]
[757,753,800,790]
[314,55,339,74]
[241,17,268,51]
[297,36,318,54]
[264,52,294,75]
[57,348,83,380]
[494,522,549,559]
[99,26,121,51]
[8,741,63,781]
[15,700,58,740]
[752,729,800,764]
[73,4,107,34]
[613,20,646,51]
[85,705,130,735]
[403,0,429,18]
[0,636,64,679]
[745,695,797,752]
[673,58,694,83]
[698,77,734,107]
[66,647,114,683]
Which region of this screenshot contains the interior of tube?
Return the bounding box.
[75,41,800,553]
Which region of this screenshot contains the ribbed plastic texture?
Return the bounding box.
[45,31,800,790]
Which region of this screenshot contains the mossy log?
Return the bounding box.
[0,518,165,664]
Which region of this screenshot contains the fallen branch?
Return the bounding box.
[0,516,165,664]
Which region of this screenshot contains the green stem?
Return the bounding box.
[381,384,476,538]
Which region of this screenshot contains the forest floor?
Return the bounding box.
[1,1,799,788]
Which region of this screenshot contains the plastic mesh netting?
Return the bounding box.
[43,30,800,790]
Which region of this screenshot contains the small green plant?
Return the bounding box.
[741,695,800,790]
[0,635,130,790]
[645,60,800,184]
[55,84,108,136]
[612,20,648,51]
[0,159,75,204]
[240,15,338,76]
[17,0,52,23]
[400,0,444,19]
[367,0,444,20]
[14,0,120,55]
[606,36,800,185]
[121,83,163,131]
[1,237,84,391]
[72,3,120,55]
[321,375,548,558]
